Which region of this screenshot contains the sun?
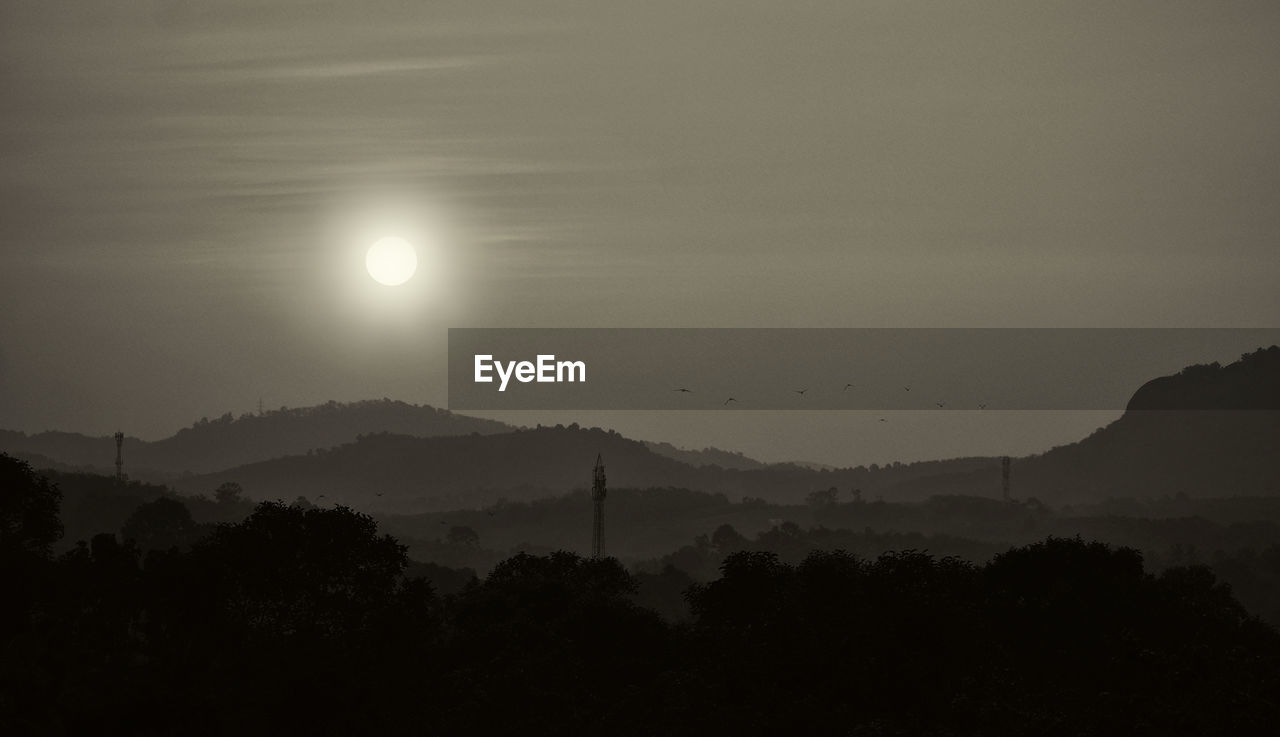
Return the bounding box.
[365,236,417,286]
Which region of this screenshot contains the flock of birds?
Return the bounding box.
[671,384,991,417]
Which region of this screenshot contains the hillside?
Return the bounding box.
[1009,346,1280,502]
[641,440,767,470]
[0,399,512,476]
[180,425,706,511]
[176,421,1001,512]
[176,347,1280,510]
[1125,345,1280,411]
[10,348,1278,510]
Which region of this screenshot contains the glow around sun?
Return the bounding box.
[365,236,418,286]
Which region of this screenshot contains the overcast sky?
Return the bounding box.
[2,2,1277,465]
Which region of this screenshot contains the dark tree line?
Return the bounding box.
[3,452,1280,736]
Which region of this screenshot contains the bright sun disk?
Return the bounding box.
[366,236,417,286]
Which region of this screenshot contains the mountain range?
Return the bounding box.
[4,346,1277,510]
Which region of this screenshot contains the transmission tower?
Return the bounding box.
[591,454,607,558]
[114,431,125,484]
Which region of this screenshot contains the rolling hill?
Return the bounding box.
[0,399,512,476]
[8,347,1278,511]
[172,347,1280,510]
[173,419,1003,512]
[1010,346,1280,502]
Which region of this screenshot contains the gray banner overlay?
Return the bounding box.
[447,328,1280,410]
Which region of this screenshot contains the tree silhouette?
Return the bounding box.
[214,481,244,505]
[0,454,64,641]
[806,486,840,507]
[120,496,200,551]
[3,465,1280,736]
[0,452,63,558]
[710,522,747,553]
[442,551,670,735]
[186,502,411,640]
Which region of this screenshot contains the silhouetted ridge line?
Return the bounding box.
[1126,345,1280,410]
[0,399,513,476]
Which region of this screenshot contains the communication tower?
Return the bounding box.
[114,431,125,483]
[591,454,607,558]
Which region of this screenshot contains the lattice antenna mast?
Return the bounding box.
[591,454,607,558]
[1001,455,1011,502]
[114,431,125,484]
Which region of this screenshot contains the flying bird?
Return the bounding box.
[978,403,987,410]
[935,402,946,408]
[793,389,808,396]
[843,383,854,391]
[724,397,737,405]
[903,386,911,392]
[673,388,693,393]
[878,418,888,422]
[375,492,384,497]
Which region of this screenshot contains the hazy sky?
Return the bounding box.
[2,2,1277,465]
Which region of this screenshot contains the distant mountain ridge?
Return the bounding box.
[641,441,767,470]
[1012,346,1280,502]
[878,347,1280,502]
[0,400,512,476]
[175,424,995,512]
[1126,344,1280,411]
[174,346,1279,509]
[7,347,1278,508]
